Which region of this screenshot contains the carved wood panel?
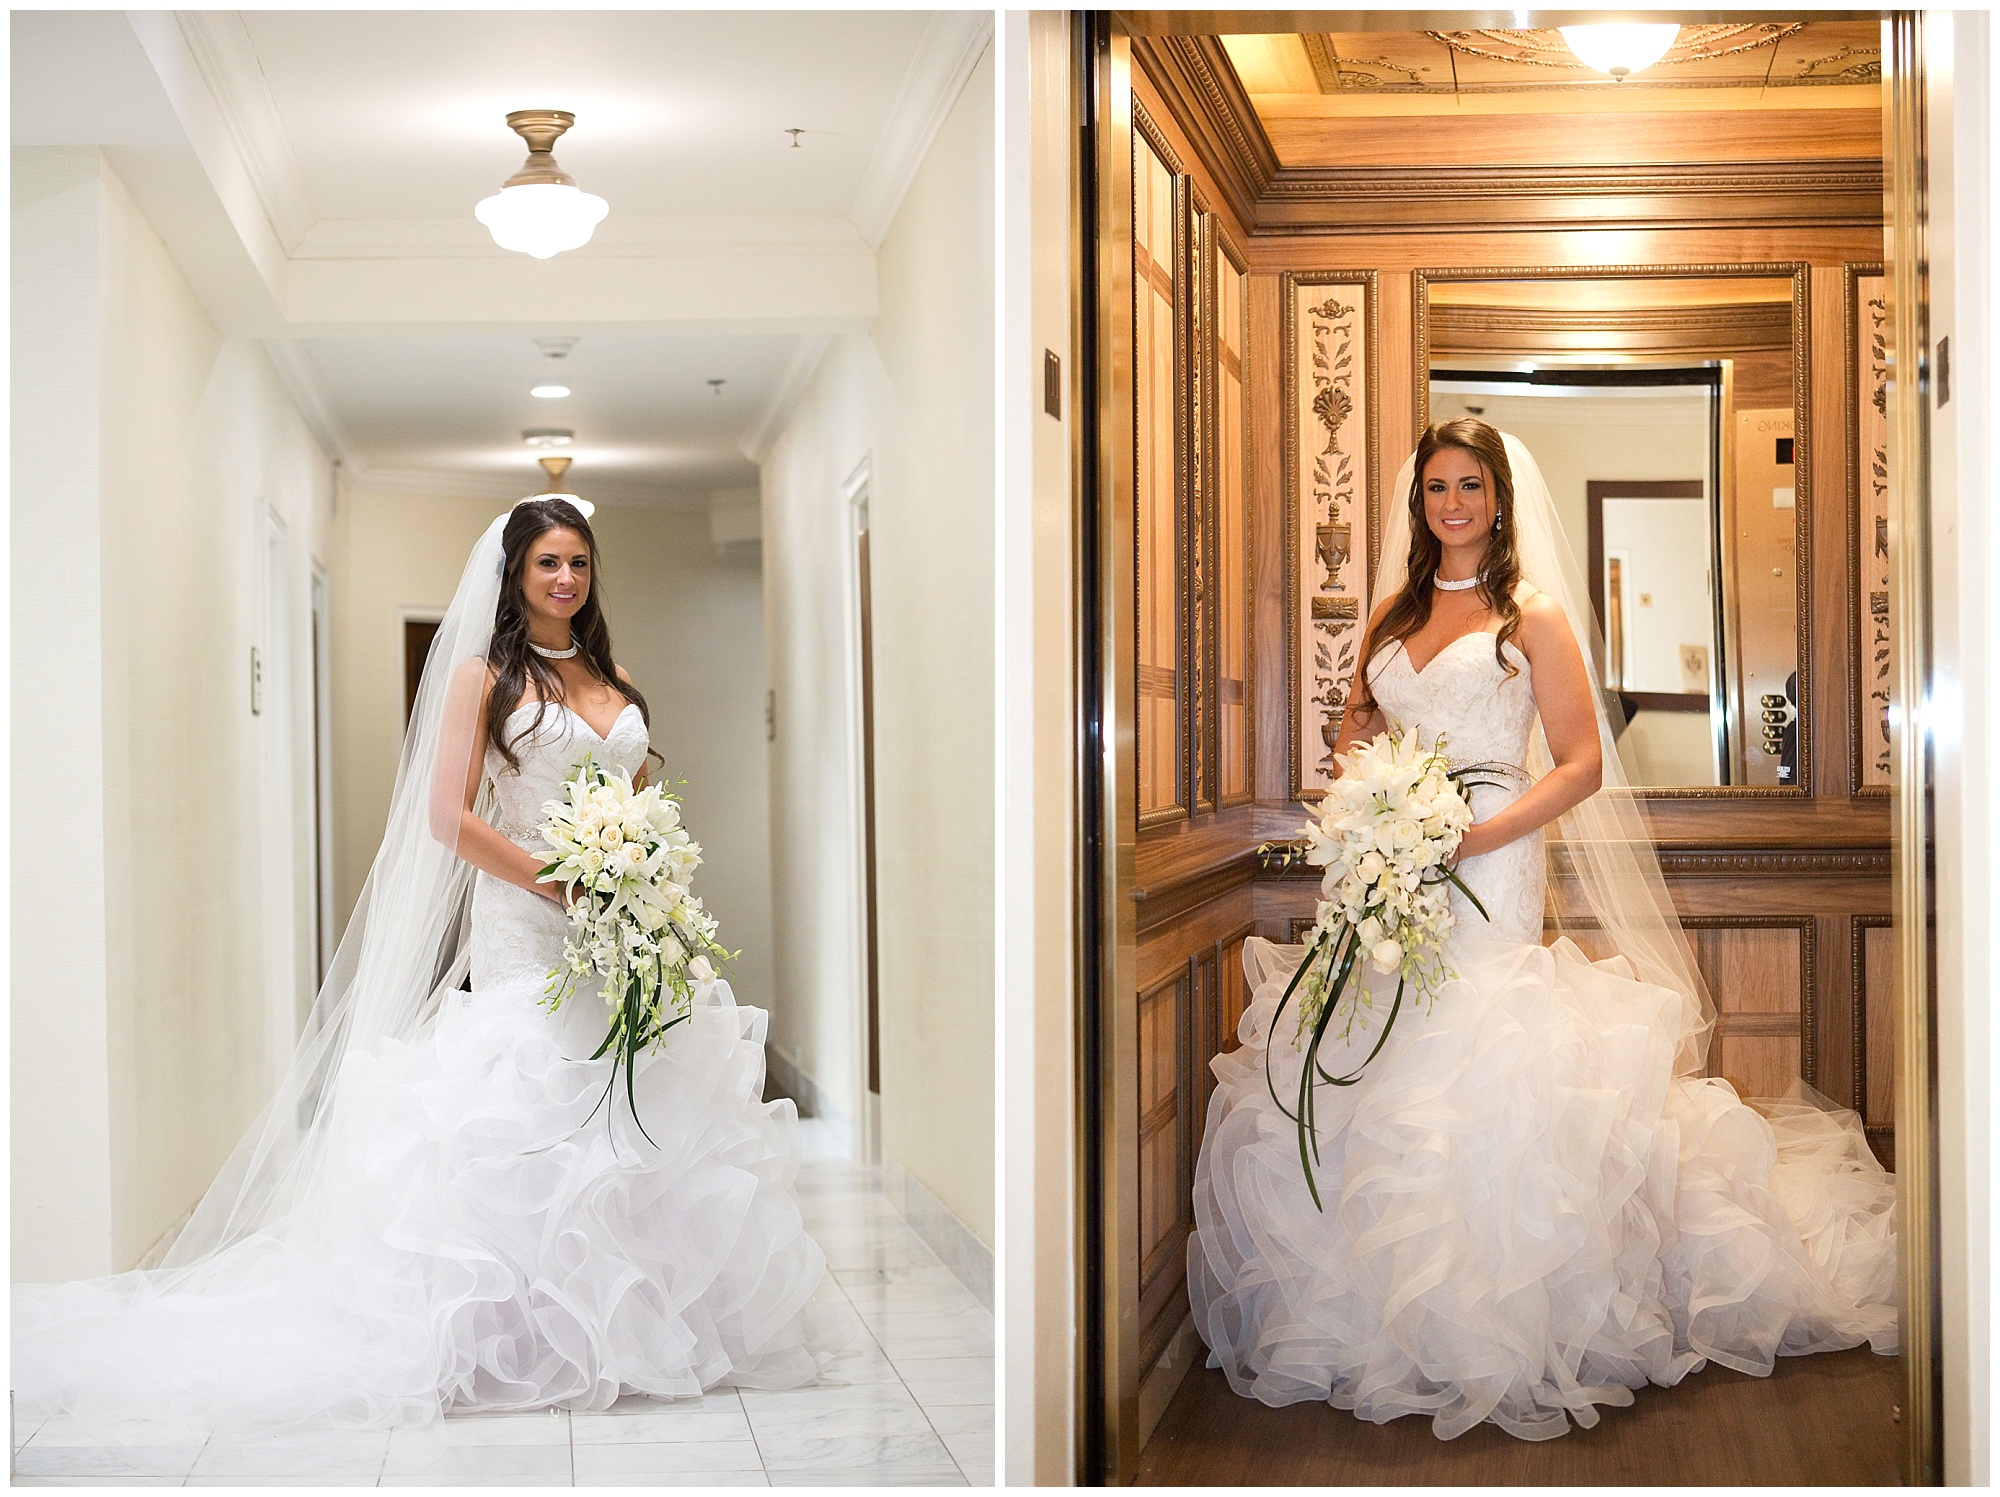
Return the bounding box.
[1687,918,1811,1099]
[1213,230,1254,805]
[1846,266,1891,794]
[1284,271,1378,796]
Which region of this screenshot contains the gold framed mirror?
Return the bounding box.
[1417,263,1811,795]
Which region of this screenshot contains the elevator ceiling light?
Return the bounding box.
[474,111,610,259]
[1558,24,1680,80]
[530,384,571,399]
[521,455,595,518]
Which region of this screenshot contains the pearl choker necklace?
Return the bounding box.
[529,642,580,660]
[1434,574,1480,592]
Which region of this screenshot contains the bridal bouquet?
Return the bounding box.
[1268,731,1507,1209]
[536,754,733,1142]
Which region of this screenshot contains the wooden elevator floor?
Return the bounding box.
[1134,1348,1902,1486]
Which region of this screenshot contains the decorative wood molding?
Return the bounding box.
[1673,914,1818,1089]
[1649,848,1890,877]
[1415,262,1815,801]
[1132,36,1885,237]
[1214,220,1257,809]
[1849,913,1892,1118]
[1430,301,1793,357]
[1131,97,1186,179]
[1188,182,1214,816]
[1845,263,1892,797]
[1283,271,1379,800]
[1133,116,1192,830]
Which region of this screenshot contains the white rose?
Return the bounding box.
[1356,850,1386,884]
[1369,939,1403,974]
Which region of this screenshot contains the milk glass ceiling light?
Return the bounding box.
[474,111,610,259]
[1557,23,1681,80]
[523,455,595,518]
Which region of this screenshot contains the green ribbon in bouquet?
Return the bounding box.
[1262,759,1516,1212]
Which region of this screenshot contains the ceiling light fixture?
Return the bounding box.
[1558,23,1681,80]
[530,383,571,399]
[475,111,610,259]
[522,455,595,518]
[523,429,573,448]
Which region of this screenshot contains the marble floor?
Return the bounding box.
[12,1124,994,1487]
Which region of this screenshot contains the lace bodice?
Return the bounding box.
[472,700,651,995]
[1367,632,1538,769]
[1365,632,1544,943]
[485,701,651,838]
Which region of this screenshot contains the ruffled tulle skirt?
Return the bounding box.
[12,979,826,1438]
[1188,936,1897,1442]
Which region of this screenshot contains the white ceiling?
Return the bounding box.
[12,9,991,506]
[239,10,938,230]
[292,333,809,501]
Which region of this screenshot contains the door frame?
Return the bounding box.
[1883,11,1942,1484]
[1073,9,1949,1484]
[842,455,884,1166]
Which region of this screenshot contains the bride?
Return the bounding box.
[14,498,825,1434]
[1188,419,1897,1442]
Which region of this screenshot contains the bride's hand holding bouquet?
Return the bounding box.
[1268,730,1513,1208]
[534,754,735,1141]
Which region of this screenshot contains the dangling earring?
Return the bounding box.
[1492,507,1502,534]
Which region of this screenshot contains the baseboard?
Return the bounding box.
[881,1156,994,1312]
[1137,1311,1204,1448]
[765,1043,839,1126]
[132,1208,193,1271]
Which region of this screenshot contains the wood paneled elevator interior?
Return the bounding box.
[1072,12,1927,1485]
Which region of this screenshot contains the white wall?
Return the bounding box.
[1006,11,1081,1482]
[1923,9,1991,1483]
[329,492,777,1021]
[12,149,332,1279]
[761,42,995,1248]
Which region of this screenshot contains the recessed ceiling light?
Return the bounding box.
[523,428,574,447]
[531,384,571,399]
[474,112,609,259]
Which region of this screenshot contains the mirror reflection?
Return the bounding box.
[1428,275,1800,788]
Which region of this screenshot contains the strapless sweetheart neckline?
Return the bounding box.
[506,698,641,743]
[1388,628,1525,678]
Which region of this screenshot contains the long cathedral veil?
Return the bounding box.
[156,513,511,1273]
[1374,433,1718,1075]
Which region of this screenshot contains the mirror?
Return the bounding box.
[1423,271,1803,790]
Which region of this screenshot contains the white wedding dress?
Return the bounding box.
[1188,632,1898,1442]
[14,702,824,1435]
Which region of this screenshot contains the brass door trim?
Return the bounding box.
[1414,260,1815,800]
[1883,11,1940,1484]
[1077,13,1143,1484]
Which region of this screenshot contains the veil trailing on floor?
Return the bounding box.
[1375,433,1718,1075]
[156,514,511,1274]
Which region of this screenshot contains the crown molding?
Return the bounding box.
[1135,33,1886,235]
[290,214,872,262]
[171,11,317,253]
[846,10,993,248]
[740,333,834,463]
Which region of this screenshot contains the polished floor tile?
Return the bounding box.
[12,1148,994,1486]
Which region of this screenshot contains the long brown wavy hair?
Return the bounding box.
[484,498,650,772]
[1353,417,1524,718]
